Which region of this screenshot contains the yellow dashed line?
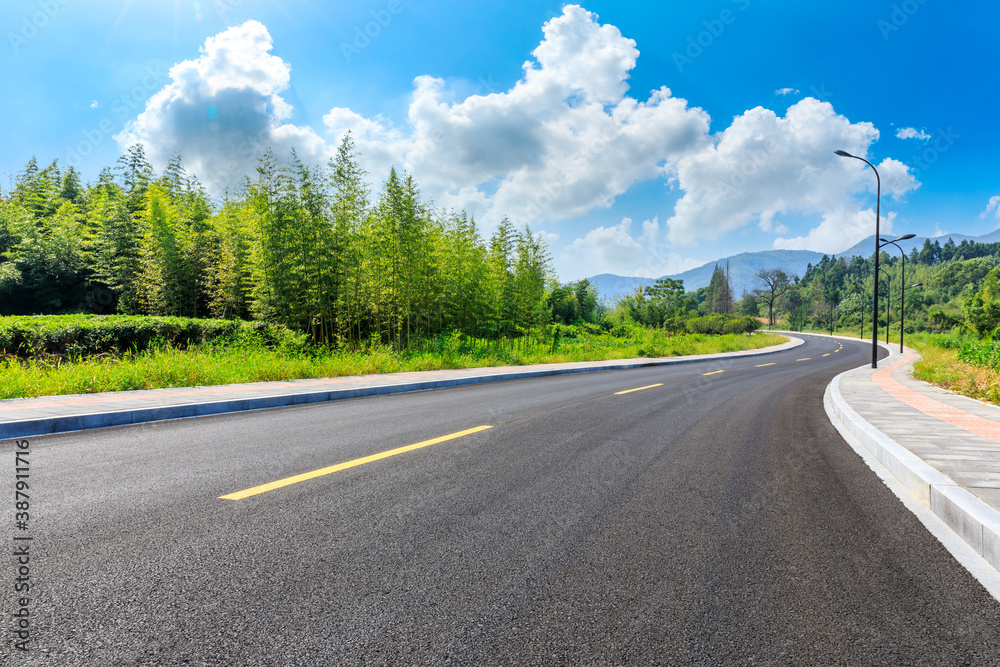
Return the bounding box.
[614,383,663,395]
[703,370,725,376]
[755,363,776,367]
[219,426,494,500]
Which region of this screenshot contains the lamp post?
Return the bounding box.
[835,150,881,368]
[879,234,916,352]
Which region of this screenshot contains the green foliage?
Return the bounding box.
[1,141,554,351]
[963,267,1000,338]
[704,263,734,314]
[957,340,1000,369]
[0,327,785,399]
[0,314,306,359]
[686,314,759,335]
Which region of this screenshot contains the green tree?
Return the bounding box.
[964,267,1000,337]
[753,268,791,326]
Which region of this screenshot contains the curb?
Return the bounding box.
[1,335,804,439]
[825,345,1000,576]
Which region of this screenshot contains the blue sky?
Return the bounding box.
[3,0,998,281]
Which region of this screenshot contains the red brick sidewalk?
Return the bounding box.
[871,353,1000,443]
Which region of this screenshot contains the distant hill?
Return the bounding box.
[834,232,983,260]
[589,250,824,302]
[589,230,1000,303]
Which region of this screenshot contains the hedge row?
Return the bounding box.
[0,315,308,358]
[664,315,761,335]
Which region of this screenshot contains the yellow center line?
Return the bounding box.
[702,370,725,376]
[219,425,494,500]
[614,383,663,395]
[755,363,776,367]
[796,358,811,361]
[822,353,830,357]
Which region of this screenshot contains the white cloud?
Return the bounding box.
[980,195,1000,220]
[775,88,798,96]
[774,208,896,253]
[118,8,710,213]
[564,216,702,278]
[117,20,327,192]
[336,5,711,226]
[115,9,923,267]
[665,98,919,253]
[896,127,931,141]
[89,100,99,109]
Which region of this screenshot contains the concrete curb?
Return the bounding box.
[1,335,804,439]
[824,341,1000,575]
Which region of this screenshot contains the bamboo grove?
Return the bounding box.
[0,136,557,348]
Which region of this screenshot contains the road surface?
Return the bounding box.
[6,334,1000,665]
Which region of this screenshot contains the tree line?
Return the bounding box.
[729,236,1000,339]
[0,136,565,348]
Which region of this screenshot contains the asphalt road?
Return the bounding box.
[6,334,1000,665]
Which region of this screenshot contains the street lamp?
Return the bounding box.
[835,149,881,368]
[879,234,916,352]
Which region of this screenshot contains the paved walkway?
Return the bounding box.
[828,340,1000,594]
[0,337,803,439]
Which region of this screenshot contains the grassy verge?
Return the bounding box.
[906,333,1000,406]
[0,330,786,400]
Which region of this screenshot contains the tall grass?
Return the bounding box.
[906,332,1000,405]
[0,331,786,400]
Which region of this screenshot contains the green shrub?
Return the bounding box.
[663,317,688,335]
[0,315,308,358]
[958,340,1000,369]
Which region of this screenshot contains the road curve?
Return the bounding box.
[8,334,1000,665]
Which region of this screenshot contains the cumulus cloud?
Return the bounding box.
[334,5,710,225]
[119,8,710,213]
[665,98,919,253]
[896,127,931,141]
[117,20,326,192]
[564,217,702,278]
[981,195,1000,220]
[116,8,920,264]
[775,88,798,96]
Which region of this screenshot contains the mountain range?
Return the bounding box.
[588,229,1000,303]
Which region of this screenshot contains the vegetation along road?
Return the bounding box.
[7,334,1000,665]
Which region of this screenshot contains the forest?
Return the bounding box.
[7,132,999,351]
[0,136,559,347]
[746,237,1000,340]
